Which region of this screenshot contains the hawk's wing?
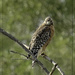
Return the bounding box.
[29,26,51,55]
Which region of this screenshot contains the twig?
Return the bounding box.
[10,50,28,58]
[10,50,49,74]
[49,64,57,75]
[10,50,32,60]
[0,28,49,75]
[11,58,27,60]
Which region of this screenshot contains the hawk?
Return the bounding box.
[28,16,54,66]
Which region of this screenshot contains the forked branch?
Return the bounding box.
[41,54,65,75]
[0,28,49,74]
[0,28,65,75]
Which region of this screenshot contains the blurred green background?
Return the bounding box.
[0,0,75,75]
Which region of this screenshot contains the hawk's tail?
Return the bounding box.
[32,60,35,67]
[32,55,37,67]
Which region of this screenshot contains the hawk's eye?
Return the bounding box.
[47,19,50,21]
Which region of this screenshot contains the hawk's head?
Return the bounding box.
[44,16,53,26]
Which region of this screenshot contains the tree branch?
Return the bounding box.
[0,28,32,55]
[0,28,49,75]
[10,50,49,74]
[41,54,65,75]
[49,64,57,75]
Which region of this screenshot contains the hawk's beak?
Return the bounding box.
[51,21,53,25]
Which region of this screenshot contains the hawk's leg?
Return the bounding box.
[27,54,31,59]
[41,53,47,57]
[32,54,38,67]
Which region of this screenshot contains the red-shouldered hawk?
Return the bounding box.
[28,16,54,65]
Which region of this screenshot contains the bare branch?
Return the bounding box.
[0,28,65,75]
[49,64,57,75]
[10,50,49,74]
[0,28,32,55]
[0,28,49,75]
[10,50,28,59]
[41,54,65,75]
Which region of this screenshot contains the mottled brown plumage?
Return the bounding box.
[29,16,54,61]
